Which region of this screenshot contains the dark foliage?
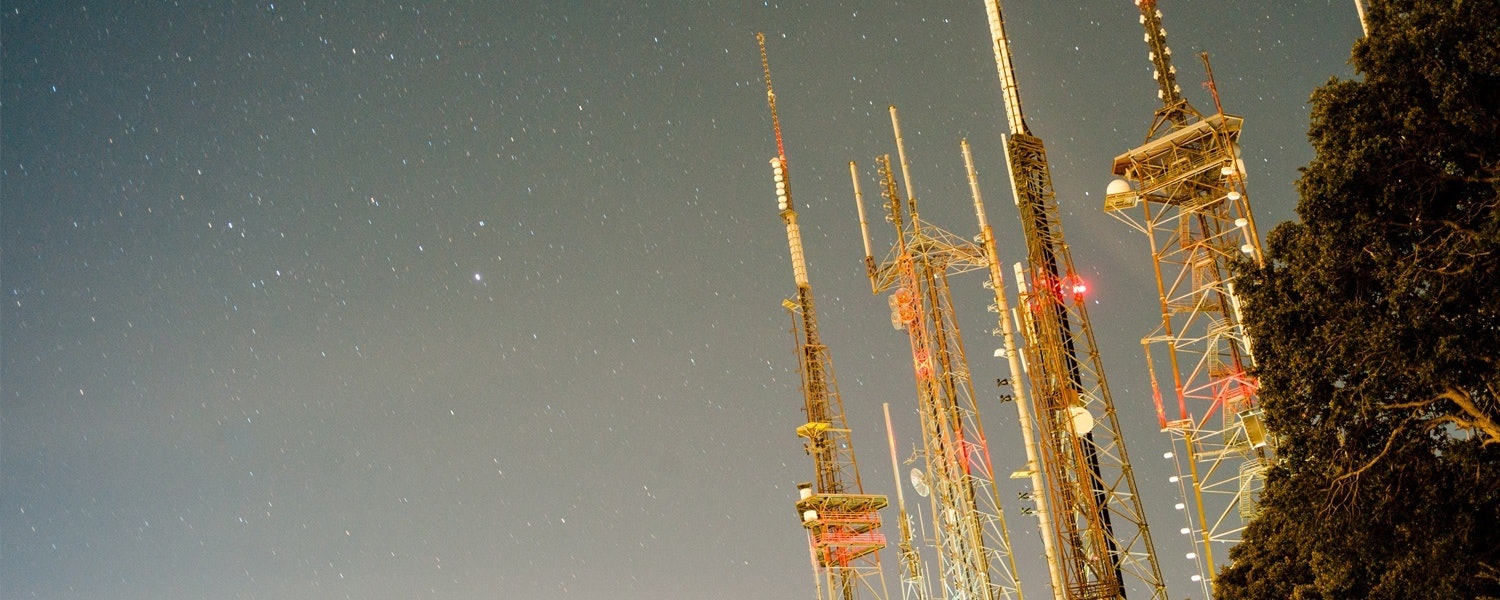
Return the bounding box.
[1218,1,1500,598]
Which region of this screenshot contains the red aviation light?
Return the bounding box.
[1065,274,1088,299]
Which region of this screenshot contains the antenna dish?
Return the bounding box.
[910,468,931,498]
[1068,405,1096,436]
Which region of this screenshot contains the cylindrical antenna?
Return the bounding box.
[758,34,808,288]
[889,106,917,206]
[850,161,876,278]
[884,403,906,510]
[1354,0,1370,37]
[982,0,1027,135]
[962,139,990,230]
[964,138,1064,599]
[774,157,810,287]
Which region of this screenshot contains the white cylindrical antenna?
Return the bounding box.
[983,0,1027,135]
[1013,262,1029,295]
[784,220,809,287]
[889,106,917,207]
[850,161,875,263]
[773,156,809,287]
[1354,0,1370,37]
[962,139,990,230]
[786,219,809,287]
[883,403,906,509]
[967,138,1063,600]
[1010,309,1028,375]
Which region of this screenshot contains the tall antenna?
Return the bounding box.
[980,1,1169,598]
[963,138,1064,599]
[760,33,789,164]
[1136,0,1201,135]
[850,106,1025,600]
[1104,1,1272,593]
[758,32,891,600]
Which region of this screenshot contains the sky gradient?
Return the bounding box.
[3,1,1362,598]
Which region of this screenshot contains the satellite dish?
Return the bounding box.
[910,468,931,498]
[1068,406,1096,436]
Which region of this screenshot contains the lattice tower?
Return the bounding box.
[759,33,890,600]
[979,1,1168,598]
[1101,2,1273,592]
[850,107,1023,600]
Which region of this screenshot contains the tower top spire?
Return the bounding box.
[756,33,787,162]
[1135,0,1200,131]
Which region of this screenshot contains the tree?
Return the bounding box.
[1217,1,1500,598]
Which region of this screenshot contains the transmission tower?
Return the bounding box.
[1101,1,1272,591]
[978,1,1168,598]
[758,33,891,600]
[849,106,1024,600]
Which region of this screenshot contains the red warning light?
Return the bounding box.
[1063,274,1088,297]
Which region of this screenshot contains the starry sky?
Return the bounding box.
[2,2,1362,598]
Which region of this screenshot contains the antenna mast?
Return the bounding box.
[1103,1,1272,593]
[759,33,891,600]
[885,404,934,600]
[981,1,1168,598]
[1136,0,1201,137]
[850,106,1026,600]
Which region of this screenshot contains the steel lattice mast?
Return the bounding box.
[850,106,1024,600]
[1101,1,1272,591]
[978,1,1168,599]
[758,33,891,600]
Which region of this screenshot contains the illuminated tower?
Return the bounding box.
[849,107,1024,600]
[758,33,891,600]
[979,1,1168,598]
[1101,0,1272,591]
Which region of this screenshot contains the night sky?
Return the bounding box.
[3,2,1362,598]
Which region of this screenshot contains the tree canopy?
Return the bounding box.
[1217,1,1500,598]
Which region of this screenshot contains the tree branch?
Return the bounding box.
[1382,387,1500,446]
[1437,387,1500,445]
[1333,416,1414,484]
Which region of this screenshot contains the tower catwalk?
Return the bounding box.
[850,107,1024,600]
[978,1,1167,598]
[757,33,891,600]
[1102,1,1272,591]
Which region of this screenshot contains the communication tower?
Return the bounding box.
[849,106,1024,600]
[1101,0,1272,591]
[979,1,1168,598]
[758,33,891,600]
